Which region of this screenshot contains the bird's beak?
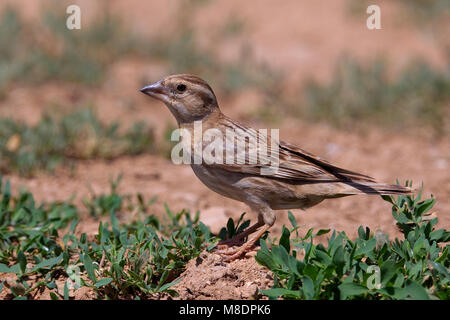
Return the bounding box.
[140,81,169,103]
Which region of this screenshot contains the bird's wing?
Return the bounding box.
[208,119,375,183]
[277,141,376,182]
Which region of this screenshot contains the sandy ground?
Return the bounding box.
[172,251,274,300]
[1,0,449,299]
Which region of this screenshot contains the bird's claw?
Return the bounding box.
[213,244,256,261]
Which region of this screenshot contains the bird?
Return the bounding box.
[140,74,412,261]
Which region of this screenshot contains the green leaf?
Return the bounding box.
[303,264,319,281]
[402,280,430,300]
[8,264,20,274]
[315,249,332,267]
[255,240,278,270]
[31,254,63,272]
[226,218,235,237]
[429,261,450,281]
[47,281,57,289]
[358,226,366,240]
[279,226,291,253]
[94,277,113,288]
[332,246,346,275]
[286,255,303,277]
[394,212,411,224]
[415,198,435,217]
[301,276,315,299]
[49,292,59,300]
[380,260,399,287]
[0,264,10,273]
[17,251,26,274]
[288,211,297,229]
[430,229,445,241]
[303,228,314,240]
[436,247,448,264]
[412,236,429,258]
[82,254,97,283]
[158,277,182,292]
[381,195,394,204]
[339,282,368,299]
[355,238,377,257]
[261,288,301,299]
[64,281,69,300]
[315,229,330,237]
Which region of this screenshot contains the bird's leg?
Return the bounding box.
[222,224,272,261]
[216,215,264,248]
[217,205,275,261]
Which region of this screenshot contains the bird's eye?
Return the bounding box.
[176,84,186,92]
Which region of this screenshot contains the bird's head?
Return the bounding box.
[140,74,219,124]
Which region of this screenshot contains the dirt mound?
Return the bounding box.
[172,250,273,300]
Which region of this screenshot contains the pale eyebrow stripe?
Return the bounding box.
[185,83,215,102]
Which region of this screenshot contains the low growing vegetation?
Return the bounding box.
[2,3,448,138]
[256,182,450,300]
[0,108,154,176]
[347,0,450,24]
[0,6,147,95]
[303,58,450,136]
[0,177,448,300]
[0,175,216,299]
[0,2,278,101]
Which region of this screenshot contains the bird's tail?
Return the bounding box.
[344,181,413,196]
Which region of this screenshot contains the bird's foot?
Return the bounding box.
[214,244,256,261]
[214,233,254,257]
[216,237,245,250]
[216,224,272,261]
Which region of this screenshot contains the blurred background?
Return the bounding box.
[0,0,449,238]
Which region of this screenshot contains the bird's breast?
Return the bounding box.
[190,164,246,202]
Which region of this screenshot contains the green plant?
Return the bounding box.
[0,107,154,176]
[79,207,215,299]
[83,175,124,217]
[0,5,153,95]
[0,3,286,117]
[142,0,284,99]
[303,57,450,136]
[347,0,450,23]
[0,175,217,299]
[218,212,251,241]
[256,182,449,300]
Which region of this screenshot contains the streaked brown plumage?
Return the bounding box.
[140,74,412,260]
